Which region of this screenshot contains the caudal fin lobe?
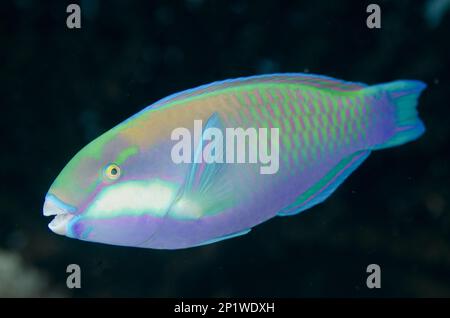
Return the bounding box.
[370,80,427,150]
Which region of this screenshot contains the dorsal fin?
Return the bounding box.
[149,73,367,110]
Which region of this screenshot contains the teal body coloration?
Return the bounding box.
[43,73,426,249]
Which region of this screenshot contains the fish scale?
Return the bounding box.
[44,73,426,249]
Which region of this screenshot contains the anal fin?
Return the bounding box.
[278,150,371,216]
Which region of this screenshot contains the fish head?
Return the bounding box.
[43,125,179,247]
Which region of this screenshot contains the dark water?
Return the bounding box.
[1,0,449,297]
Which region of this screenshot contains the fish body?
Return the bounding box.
[43,73,426,249]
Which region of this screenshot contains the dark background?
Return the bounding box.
[1,0,449,297]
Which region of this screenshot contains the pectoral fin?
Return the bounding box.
[170,113,234,219]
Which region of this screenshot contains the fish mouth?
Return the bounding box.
[43,194,76,236]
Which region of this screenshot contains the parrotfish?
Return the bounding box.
[43,73,426,249]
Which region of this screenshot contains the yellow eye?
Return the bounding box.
[104,163,121,180]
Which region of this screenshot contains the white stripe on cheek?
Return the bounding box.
[84,180,177,218]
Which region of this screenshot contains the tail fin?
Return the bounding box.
[369,80,427,150]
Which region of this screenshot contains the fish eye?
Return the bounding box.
[104,163,121,180]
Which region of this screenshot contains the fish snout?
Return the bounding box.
[43,194,76,236]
